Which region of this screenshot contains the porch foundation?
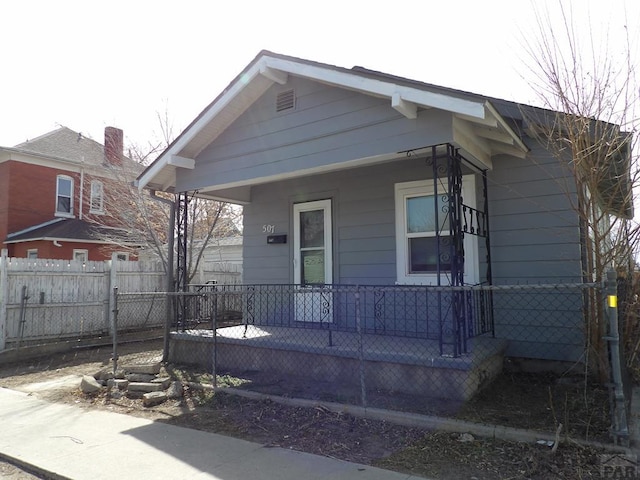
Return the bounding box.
[168,326,507,402]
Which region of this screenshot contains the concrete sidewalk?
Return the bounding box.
[0,388,428,480]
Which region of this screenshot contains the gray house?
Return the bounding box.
[137,51,625,399]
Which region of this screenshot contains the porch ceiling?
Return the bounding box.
[136,51,529,197]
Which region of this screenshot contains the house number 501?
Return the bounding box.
[262,224,275,234]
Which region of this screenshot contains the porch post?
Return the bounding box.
[482,171,493,286]
[448,145,466,357]
[446,144,465,288]
[176,192,189,330]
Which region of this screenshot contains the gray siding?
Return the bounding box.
[488,142,582,283]
[244,146,581,285]
[487,141,583,361]
[243,156,449,285]
[176,77,454,193]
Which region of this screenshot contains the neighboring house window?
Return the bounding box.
[27,249,38,259]
[115,252,129,261]
[90,180,104,213]
[395,177,478,285]
[73,249,88,262]
[56,175,74,216]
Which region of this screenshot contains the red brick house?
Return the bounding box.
[0,127,141,261]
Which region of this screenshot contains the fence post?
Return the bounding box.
[112,287,119,375]
[0,249,8,351]
[355,288,367,409]
[107,253,118,335]
[212,289,217,389]
[605,269,629,446]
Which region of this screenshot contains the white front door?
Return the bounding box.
[293,199,333,322]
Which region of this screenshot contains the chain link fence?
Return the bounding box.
[116,277,631,445]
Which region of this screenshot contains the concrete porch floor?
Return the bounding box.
[176,325,507,369]
[169,326,508,402]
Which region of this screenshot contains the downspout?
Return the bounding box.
[149,190,176,362]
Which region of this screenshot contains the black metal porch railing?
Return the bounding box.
[176,283,495,357]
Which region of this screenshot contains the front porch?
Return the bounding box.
[168,283,506,402]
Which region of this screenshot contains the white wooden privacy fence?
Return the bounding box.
[0,249,241,351]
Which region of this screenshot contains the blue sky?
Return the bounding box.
[1,0,638,152]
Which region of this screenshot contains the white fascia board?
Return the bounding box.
[138,158,170,191]
[171,61,265,154]
[168,155,195,169]
[484,101,529,153]
[1,148,83,170]
[263,56,486,118]
[137,59,269,191]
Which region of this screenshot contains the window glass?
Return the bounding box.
[90,181,104,213]
[409,236,452,272]
[406,194,449,233]
[300,210,324,248]
[56,176,73,214]
[301,250,325,285]
[395,177,478,285]
[73,249,88,262]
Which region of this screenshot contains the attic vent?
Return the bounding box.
[276,89,295,112]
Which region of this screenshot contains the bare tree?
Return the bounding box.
[521,3,640,380]
[183,195,241,283]
[86,112,242,282]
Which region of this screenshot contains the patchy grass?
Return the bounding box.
[376,431,605,479]
[457,372,611,442]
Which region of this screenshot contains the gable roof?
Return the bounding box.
[136,50,529,194]
[2,126,141,175]
[12,127,107,166]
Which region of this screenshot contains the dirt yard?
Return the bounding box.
[0,341,615,479]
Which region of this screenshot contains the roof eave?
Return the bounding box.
[137,51,529,192]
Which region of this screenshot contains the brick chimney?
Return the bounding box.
[104,126,123,166]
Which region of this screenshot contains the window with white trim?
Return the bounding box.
[27,249,38,259]
[395,177,478,285]
[56,175,74,216]
[73,249,88,262]
[115,252,129,261]
[90,180,104,213]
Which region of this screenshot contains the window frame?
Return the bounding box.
[89,180,104,214]
[27,249,38,259]
[55,175,74,217]
[394,176,478,285]
[115,252,129,261]
[73,249,88,262]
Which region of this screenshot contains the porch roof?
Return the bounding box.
[136,50,529,198]
[4,218,142,246]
